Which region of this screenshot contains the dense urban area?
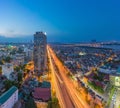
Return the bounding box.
[1,0,120,108]
[0,32,120,108]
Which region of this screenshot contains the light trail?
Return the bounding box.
[48,45,91,108]
[48,48,66,108]
[47,46,75,108]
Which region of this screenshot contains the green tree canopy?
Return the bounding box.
[25,98,37,108]
[47,97,60,108]
[18,72,22,82]
[14,66,20,72]
[4,56,12,63]
[4,80,13,90]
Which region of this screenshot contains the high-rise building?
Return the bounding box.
[34,32,47,76]
[0,86,18,108]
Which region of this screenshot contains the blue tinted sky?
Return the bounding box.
[0,0,120,42]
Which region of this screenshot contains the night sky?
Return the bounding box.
[0,0,120,42]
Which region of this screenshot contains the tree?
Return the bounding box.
[0,60,4,65]
[14,66,20,72]
[18,72,22,82]
[52,97,59,107]
[13,81,19,87]
[47,97,60,108]
[25,98,37,108]
[21,64,27,71]
[4,56,11,63]
[4,80,13,90]
[47,101,52,108]
[4,79,20,90]
[0,66,2,74]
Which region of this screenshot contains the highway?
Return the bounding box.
[47,45,90,108]
[47,46,75,108]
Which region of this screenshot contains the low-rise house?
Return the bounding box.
[33,88,51,102]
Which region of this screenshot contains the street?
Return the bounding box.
[47,45,90,108]
[47,46,75,108]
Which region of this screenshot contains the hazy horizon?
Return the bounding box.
[0,35,120,43]
[0,0,120,42]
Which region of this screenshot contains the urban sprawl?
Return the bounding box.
[0,32,120,108]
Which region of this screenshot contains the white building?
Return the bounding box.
[2,63,14,79]
[24,48,33,61]
[110,75,120,87]
[0,86,18,108]
[13,54,24,66]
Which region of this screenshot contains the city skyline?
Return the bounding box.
[1,1,120,107]
[0,0,120,42]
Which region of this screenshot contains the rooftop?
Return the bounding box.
[35,31,46,36]
[0,86,18,105]
[33,88,51,101]
[41,81,51,88]
[3,63,13,67]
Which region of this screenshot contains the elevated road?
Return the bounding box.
[47,46,75,108]
[47,45,90,108]
[48,46,90,108]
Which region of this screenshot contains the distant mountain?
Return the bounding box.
[0,35,33,43]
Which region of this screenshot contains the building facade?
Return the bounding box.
[13,54,24,66]
[110,75,120,87]
[24,48,33,62]
[0,86,18,108]
[34,32,47,76]
[2,63,14,79]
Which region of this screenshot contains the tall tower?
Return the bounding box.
[34,31,47,76]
